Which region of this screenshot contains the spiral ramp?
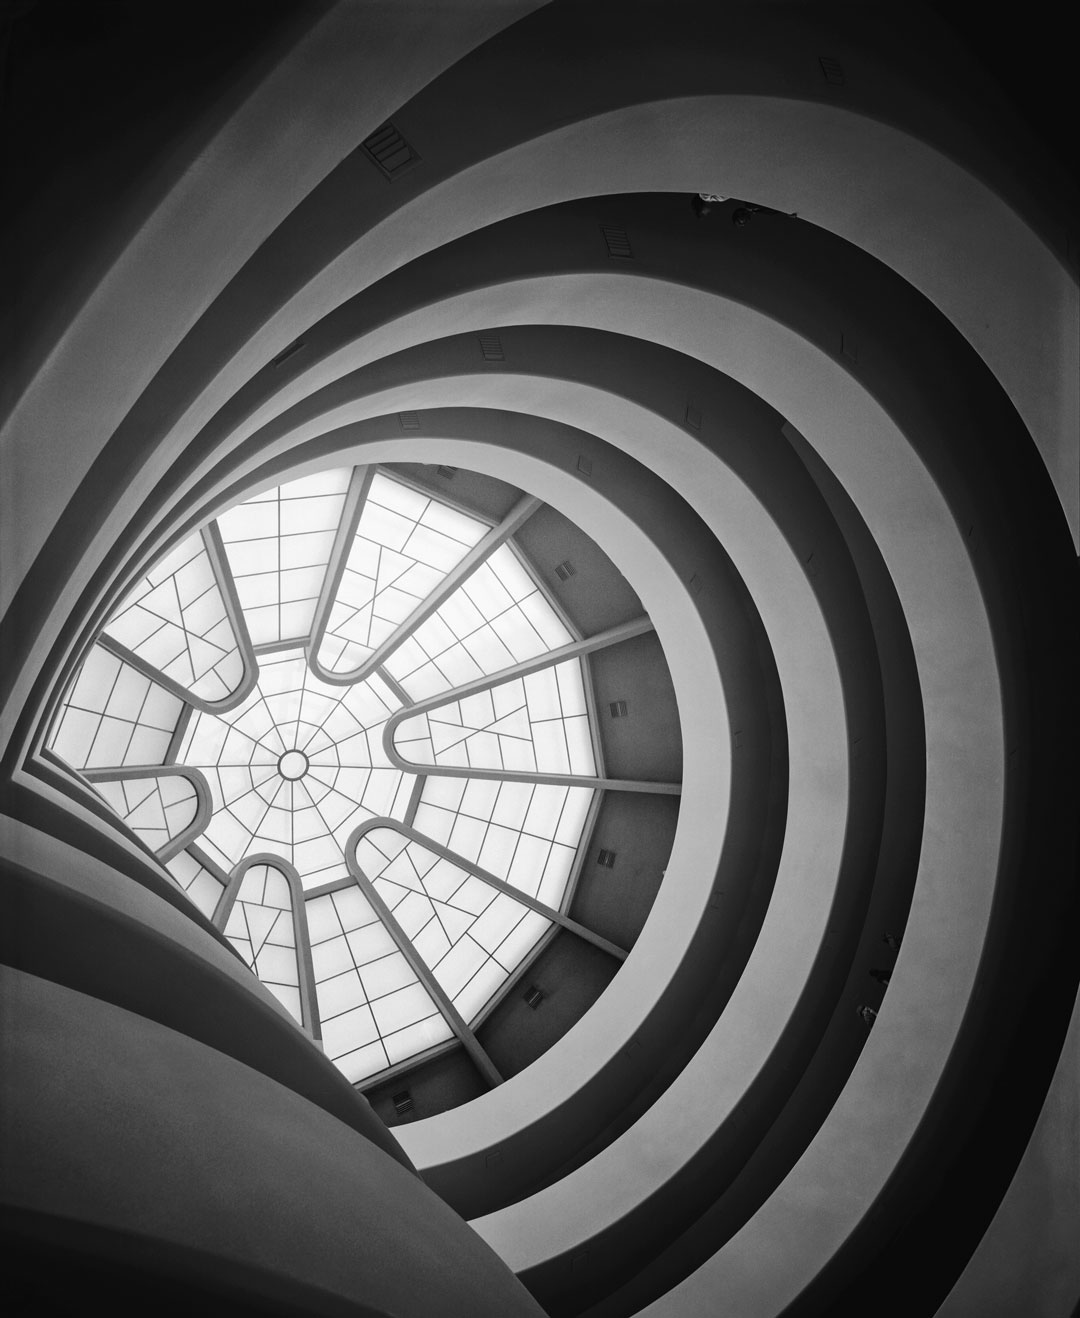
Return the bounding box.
[1,4,1076,1316]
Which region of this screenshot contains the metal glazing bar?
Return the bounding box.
[351,869,504,1088]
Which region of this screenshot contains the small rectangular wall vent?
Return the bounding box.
[523,985,544,1009]
[601,225,634,259]
[360,121,421,180]
[818,55,846,85]
[392,1090,414,1116]
[478,333,505,361]
[597,849,617,869]
[609,700,628,719]
[271,339,306,369]
[398,411,421,431]
[436,465,457,479]
[554,560,576,582]
[684,402,702,431]
[577,454,593,477]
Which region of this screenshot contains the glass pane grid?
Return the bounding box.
[358,828,553,1025]
[102,532,245,703]
[383,545,573,701]
[49,643,183,769]
[317,471,488,676]
[394,658,595,776]
[94,773,199,854]
[218,469,350,647]
[60,465,610,1090]
[224,862,303,1025]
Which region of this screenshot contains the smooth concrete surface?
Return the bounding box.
[0,966,547,1318]
[2,5,1074,1316]
[936,988,1080,1318]
[212,294,1007,1299]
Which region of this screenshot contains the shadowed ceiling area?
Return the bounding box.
[1,3,1076,1318]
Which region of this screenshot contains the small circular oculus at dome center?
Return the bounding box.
[277,749,309,780]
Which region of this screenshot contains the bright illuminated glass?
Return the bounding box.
[51,464,607,1089]
[92,772,200,854]
[383,544,573,700]
[177,648,408,889]
[224,863,303,1023]
[50,643,183,769]
[356,827,552,1023]
[306,884,451,1082]
[317,472,487,675]
[165,849,227,919]
[392,659,595,775]
[219,469,350,646]
[102,531,246,704]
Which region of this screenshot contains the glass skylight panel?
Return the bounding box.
[306,885,452,1082]
[316,472,488,675]
[223,863,303,1023]
[382,544,574,700]
[165,849,227,919]
[49,643,183,769]
[93,773,200,854]
[412,777,595,909]
[392,658,595,776]
[218,468,350,646]
[355,827,550,1024]
[101,532,246,703]
[178,648,408,888]
[52,464,616,1091]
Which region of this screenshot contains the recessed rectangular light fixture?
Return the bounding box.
[609,699,628,718]
[597,848,617,868]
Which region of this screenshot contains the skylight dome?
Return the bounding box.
[47,463,670,1091]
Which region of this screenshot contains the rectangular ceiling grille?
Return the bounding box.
[577,455,593,477]
[597,849,617,868]
[818,55,846,85]
[601,225,634,259]
[360,121,421,180]
[609,700,628,718]
[398,412,421,431]
[392,1090,414,1115]
[523,985,544,1009]
[685,403,702,430]
[555,560,576,582]
[436,465,458,479]
[478,333,505,361]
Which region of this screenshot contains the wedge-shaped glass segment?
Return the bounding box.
[93,772,201,855]
[382,544,574,701]
[49,643,183,769]
[101,532,246,703]
[218,468,350,646]
[178,647,412,887]
[317,472,487,675]
[224,863,303,1024]
[165,849,227,919]
[393,659,595,775]
[412,777,594,909]
[306,884,452,1083]
[356,827,551,1025]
